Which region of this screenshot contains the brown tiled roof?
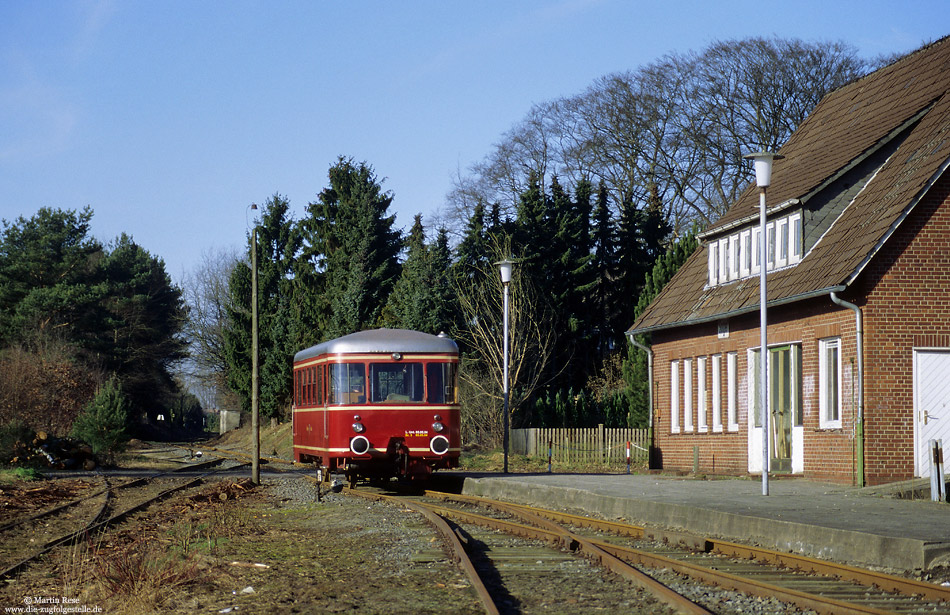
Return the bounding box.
[629,36,950,335]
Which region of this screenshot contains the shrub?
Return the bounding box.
[71,376,131,462]
[0,344,99,436]
[0,420,35,463]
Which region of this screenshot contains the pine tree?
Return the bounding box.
[429,227,456,334]
[624,232,698,426]
[454,201,488,283]
[590,182,620,355]
[383,215,455,334]
[300,158,402,340]
[224,194,301,418]
[96,234,189,418]
[0,206,104,347]
[71,376,130,461]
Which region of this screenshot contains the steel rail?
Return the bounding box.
[372,498,711,615]
[340,487,500,614]
[426,498,895,615]
[708,539,950,602]
[0,463,243,582]
[429,491,950,614]
[486,500,714,615]
[0,457,226,537]
[430,492,950,602]
[401,500,500,615]
[590,538,895,615]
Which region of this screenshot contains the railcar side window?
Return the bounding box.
[304,368,311,405]
[371,362,424,402]
[426,362,457,404]
[316,365,324,405]
[307,367,314,404]
[329,363,366,404]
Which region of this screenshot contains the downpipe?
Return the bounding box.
[830,292,864,487]
[627,333,655,469]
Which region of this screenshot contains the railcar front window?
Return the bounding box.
[329,363,366,405]
[371,362,424,402]
[426,362,457,404]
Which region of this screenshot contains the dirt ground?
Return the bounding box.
[1,469,489,615]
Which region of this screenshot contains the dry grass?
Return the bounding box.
[54,536,214,613]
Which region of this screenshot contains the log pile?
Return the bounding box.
[182,479,256,509]
[4,430,97,470]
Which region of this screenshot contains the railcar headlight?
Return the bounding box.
[431,421,445,433]
[350,435,370,455]
[430,435,450,455]
[352,422,365,433]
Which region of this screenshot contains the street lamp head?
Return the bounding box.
[495,258,514,285]
[743,152,785,188]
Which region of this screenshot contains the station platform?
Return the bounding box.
[455,473,950,571]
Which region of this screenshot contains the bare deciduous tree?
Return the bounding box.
[180,247,239,410]
[444,37,873,236]
[453,237,554,445]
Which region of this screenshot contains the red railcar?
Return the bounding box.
[292,328,460,483]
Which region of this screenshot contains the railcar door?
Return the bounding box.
[914,349,950,477]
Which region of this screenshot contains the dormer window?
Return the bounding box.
[707,211,803,287]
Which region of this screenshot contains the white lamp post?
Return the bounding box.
[743,152,783,496]
[249,203,261,485]
[496,259,514,474]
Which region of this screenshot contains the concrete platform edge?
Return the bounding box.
[461,476,950,571]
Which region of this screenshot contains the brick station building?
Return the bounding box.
[627,36,950,486]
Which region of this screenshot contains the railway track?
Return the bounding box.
[0,455,240,582]
[344,485,950,615]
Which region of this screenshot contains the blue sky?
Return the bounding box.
[1,1,946,282]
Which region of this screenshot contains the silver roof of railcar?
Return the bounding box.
[294,328,458,362]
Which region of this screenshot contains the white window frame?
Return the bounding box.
[671,360,680,433]
[789,212,802,264]
[697,357,708,432]
[718,238,729,283]
[683,359,694,432]
[711,354,723,432]
[766,221,776,271]
[819,338,842,429]
[728,235,740,280]
[727,352,739,431]
[776,217,789,268]
[751,227,762,275]
[708,211,804,287]
[708,242,719,286]
[739,229,752,278]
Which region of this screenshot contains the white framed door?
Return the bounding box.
[914,349,950,477]
[748,345,803,474]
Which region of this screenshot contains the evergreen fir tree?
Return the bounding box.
[383,216,455,334]
[590,182,620,355]
[301,157,402,340]
[624,232,698,426]
[71,376,130,461]
[454,201,488,283]
[223,194,301,418]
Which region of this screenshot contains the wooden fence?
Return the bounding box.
[510,426,649,466]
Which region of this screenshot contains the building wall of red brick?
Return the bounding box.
[647,172,950,485]
[857,171,950,484]
[650,302,858,482]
